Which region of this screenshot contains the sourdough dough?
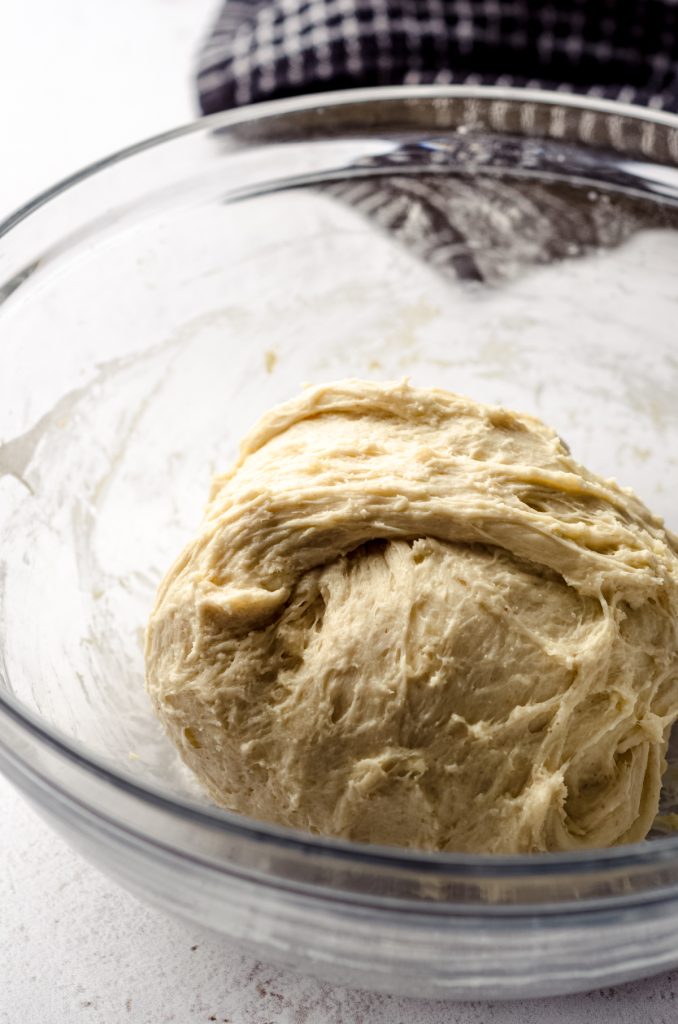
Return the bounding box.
[145,380,678,853]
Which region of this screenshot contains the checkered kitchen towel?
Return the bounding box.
[196,2,678,283]
[197,0,678,115]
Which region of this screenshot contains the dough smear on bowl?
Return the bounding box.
[145,379,678,853]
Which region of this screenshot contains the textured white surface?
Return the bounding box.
[2,1,678,1021]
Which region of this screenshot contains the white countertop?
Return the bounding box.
[2,2,677,1021]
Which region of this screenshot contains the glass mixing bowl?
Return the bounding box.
[2,87,678,1000]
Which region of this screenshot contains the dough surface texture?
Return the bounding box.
[146,380,678,853]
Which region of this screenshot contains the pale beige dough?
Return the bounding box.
[145,379,678,853]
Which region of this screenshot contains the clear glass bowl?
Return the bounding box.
[2,86,678,1000]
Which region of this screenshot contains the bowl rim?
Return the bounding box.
[2,83,678,878]
[1,82,678,242]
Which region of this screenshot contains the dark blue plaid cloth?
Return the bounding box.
[196,0,678,114]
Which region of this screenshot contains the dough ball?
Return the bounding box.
[145,380,678,853]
